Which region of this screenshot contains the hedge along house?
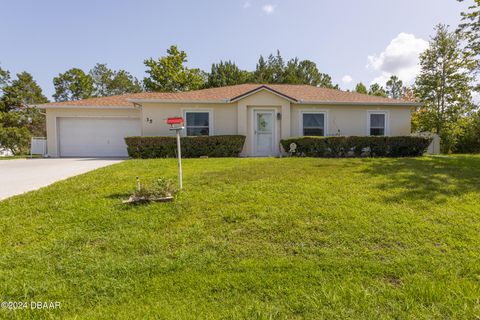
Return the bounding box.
[38,84,419,158]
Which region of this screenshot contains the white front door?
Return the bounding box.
[253,110,276,156]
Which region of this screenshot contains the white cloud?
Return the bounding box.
[367,33,429,86]
[243,1,251,9]
[342,75,353,84]
[472,90,480,104]
[262,4,275,14]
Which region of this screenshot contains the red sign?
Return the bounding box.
[166,117,184,125]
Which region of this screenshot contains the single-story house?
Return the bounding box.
[38,84,419,157]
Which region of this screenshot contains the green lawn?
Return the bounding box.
[0,155,40,160]
[1,156,479,319]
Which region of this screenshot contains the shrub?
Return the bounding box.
[0,125,31,155]
[280,136,432,158]
[456,113,480,154]
[135,178,178,199]
[125,135,246,158]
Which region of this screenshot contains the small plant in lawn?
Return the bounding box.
[124,177,178,203]
[136,178,178,199]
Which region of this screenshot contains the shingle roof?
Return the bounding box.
[39,84,416,107]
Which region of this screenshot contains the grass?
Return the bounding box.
[0,156,479,319]
[0,155,41,160]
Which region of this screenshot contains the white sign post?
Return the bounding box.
[173,127,183,189]
[167,117,185,190]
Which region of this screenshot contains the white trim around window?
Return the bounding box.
[299,110,328,137]
[367,110,389,136]
[182,109,213,136]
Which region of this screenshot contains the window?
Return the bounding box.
[302,112,325,136]
[369,112,386,136]
[185,112,210,136]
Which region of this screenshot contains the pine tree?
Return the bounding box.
[206,61,252,88]
[368,83,387,97]
[143,45,205,92]
[386,75,403,99]
[414,24,476,152]
[89,63,142,96]
[457,0,480,91]
[355,82,368,94]
[53,68,94,101]
[1,72,48,111]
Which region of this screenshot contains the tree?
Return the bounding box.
[0,71,47,153]
[89,63,142,96]
[400,86,417,102]
[0,66,10,93]
[283,59,338,88]
[355,82,368,94]
[266,50,285,83]
[253,51,338,88]
[0,124,30,155]
[1,72,48,112]
[386,75,403,99]
[368,83,387,97]
[457,0,480,91]
[316,73,339,89]
[0,107,45,153]
[277,58,300,84]
[89,63,113,97]
[53,68,94,101]
[253,55,271,83]
[205,61,252,88]
[456,110,480,153]
[109,70,142,95]
[143,45,205,92]
[414,24,476,153]
[252,51,284,83]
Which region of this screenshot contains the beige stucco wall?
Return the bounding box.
[45,90,413,157]
[290,104,412,137]
[237,90,290,156]
[45,108,141,157]
[141,102,237,137]
[140,92,289,156]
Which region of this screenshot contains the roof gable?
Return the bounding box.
[230,85,297,103]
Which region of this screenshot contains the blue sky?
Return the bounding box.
[0,0,470,99]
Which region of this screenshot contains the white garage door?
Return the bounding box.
[58,117,141,157]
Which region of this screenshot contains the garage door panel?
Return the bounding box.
[58,118,140,157]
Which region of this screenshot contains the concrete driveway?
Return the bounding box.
[0,158,124,201]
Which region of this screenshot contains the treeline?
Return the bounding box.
[50,48,344,102]
[47,48,408,101]
[0,45,410,109]
[353,76,412,100]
